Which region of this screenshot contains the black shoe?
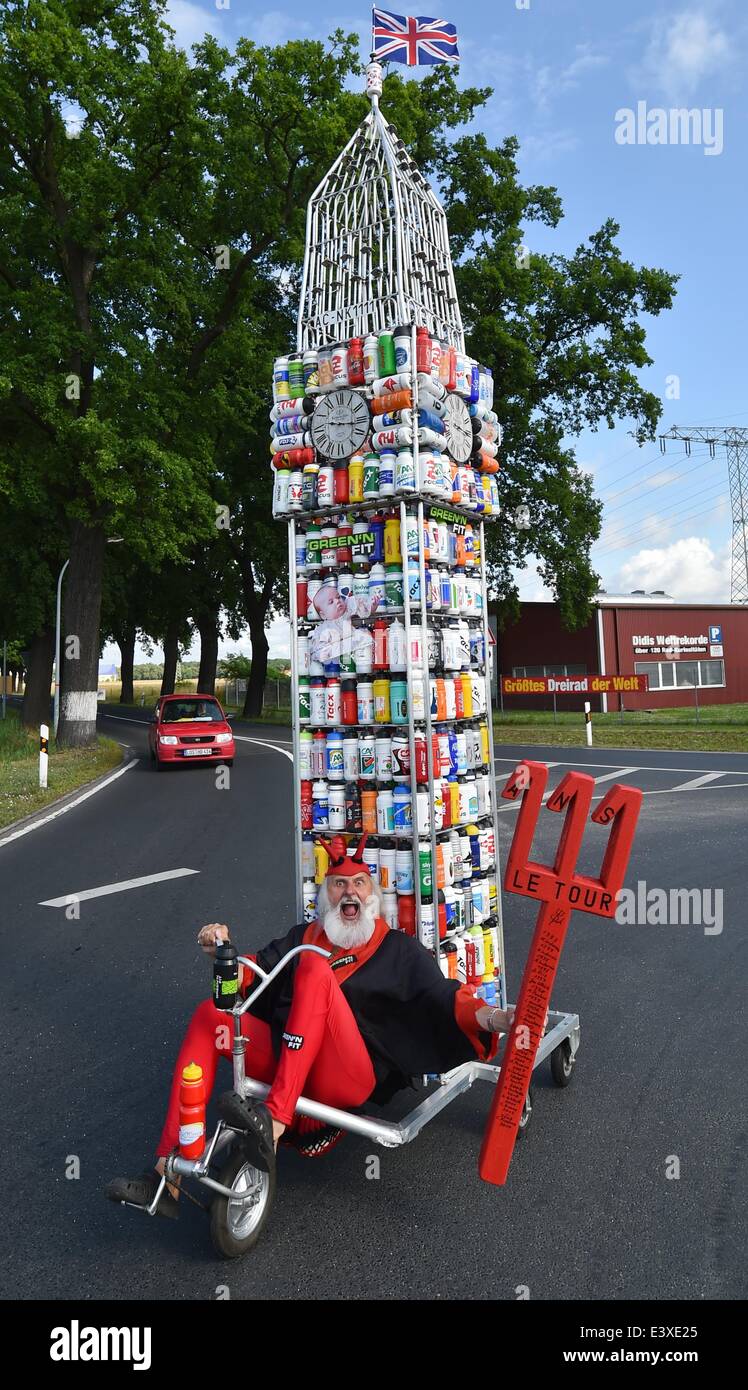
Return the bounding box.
[282,1119,345,1159]
[105,1169,180,1219]
[216,1093,275,1173]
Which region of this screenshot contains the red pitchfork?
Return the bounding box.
[479,760,643,1186]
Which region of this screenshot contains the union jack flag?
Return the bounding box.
[372,8,460,66]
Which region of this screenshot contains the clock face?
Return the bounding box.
[311,389,370,460]
[443,393,473,464]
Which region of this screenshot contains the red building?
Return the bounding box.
[492,593,748,712]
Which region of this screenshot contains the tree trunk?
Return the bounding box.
[234,558,274,720]
[57,521,106,747]
[160,623,179,697]
[117,625,136,704]
[243,616,269,719]
[196,612,219,695]
[21,627,55,731]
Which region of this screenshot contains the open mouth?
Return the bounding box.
[340,899,361,920]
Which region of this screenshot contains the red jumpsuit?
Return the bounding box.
[157,917,496,1156]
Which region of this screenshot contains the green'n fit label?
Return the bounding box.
[306,532,374,554]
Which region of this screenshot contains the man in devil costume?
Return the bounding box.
[106,835,514,1215]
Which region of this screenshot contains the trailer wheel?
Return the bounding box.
[209,1147,275,1259]
[550,1040,574,1088]
[517,1087,534,1135]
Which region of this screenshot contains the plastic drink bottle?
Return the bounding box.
[213,939,239,1012]
[178,1063,206,1160]
[301,833,315,878]
[328,785,346,830]
[300,780,313,830]
[363,333,379,383]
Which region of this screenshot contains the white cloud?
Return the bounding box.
[562,45,610,84]
[163,1,227,52]
[518,129,580,163]
[613,535,731,601]
[243,11,315,47]
[526,44,609,115]
[633,8,731,100]
[511,559,554,603]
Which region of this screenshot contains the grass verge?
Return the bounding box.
[493,707,748,753]
[0,709,122,831]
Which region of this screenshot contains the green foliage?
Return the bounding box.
[0,6,677,655]
[218,652,252,680]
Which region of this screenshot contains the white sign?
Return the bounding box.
[632,632,709,655]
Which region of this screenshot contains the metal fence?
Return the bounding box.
[222,678,291,710]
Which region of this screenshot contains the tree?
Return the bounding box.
[0,487,65,727]
[423,118,677,626]
[0,0,217,746]
[1,7,677,727]
[219,653,252,681]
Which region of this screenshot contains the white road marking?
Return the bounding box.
[668,771,725,792]
[0,759,138,850]
[233,736,294,763]
[494,754,748,777]
[39,867,199,908]
[496,782,748,816]
[593,766,638,785]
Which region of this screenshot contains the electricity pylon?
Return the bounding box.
[659,425,748,603]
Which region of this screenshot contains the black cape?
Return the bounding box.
[246,921,490,1105]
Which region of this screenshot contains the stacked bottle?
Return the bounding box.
[270,324,502,519]
[272,328,506,1008]
[292,498,499,987]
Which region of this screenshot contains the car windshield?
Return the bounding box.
[161,700,224,723]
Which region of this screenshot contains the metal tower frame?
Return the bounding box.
[659,424,748,603]
[297,62,464,353]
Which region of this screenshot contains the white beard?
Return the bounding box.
[323,892,379,949]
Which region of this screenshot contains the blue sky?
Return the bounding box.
[108,0,748,664]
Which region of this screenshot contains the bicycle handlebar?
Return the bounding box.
[234,944,331,1015]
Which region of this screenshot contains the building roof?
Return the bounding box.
[594,593,748,609]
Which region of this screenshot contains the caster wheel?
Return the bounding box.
[517,1086,534,1136]
[550,1040,575,1088]
[209,1147,275,1259]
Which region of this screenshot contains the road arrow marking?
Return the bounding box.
[39,867,199,908]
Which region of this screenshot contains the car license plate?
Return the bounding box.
[183,748,212,756]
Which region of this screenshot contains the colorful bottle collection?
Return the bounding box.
[293,499,498,955]
[270,323,501,518]
[272,330,504,996]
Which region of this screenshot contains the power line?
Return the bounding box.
[593,479,727,555]
[595,498,728,559]
[596,449,688,502]
[601,456,714,518]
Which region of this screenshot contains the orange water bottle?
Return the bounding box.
[178,1062,206,1160]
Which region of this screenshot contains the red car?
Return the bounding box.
[149,693,235,769]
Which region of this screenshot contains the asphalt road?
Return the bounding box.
[1,709,746,1301]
